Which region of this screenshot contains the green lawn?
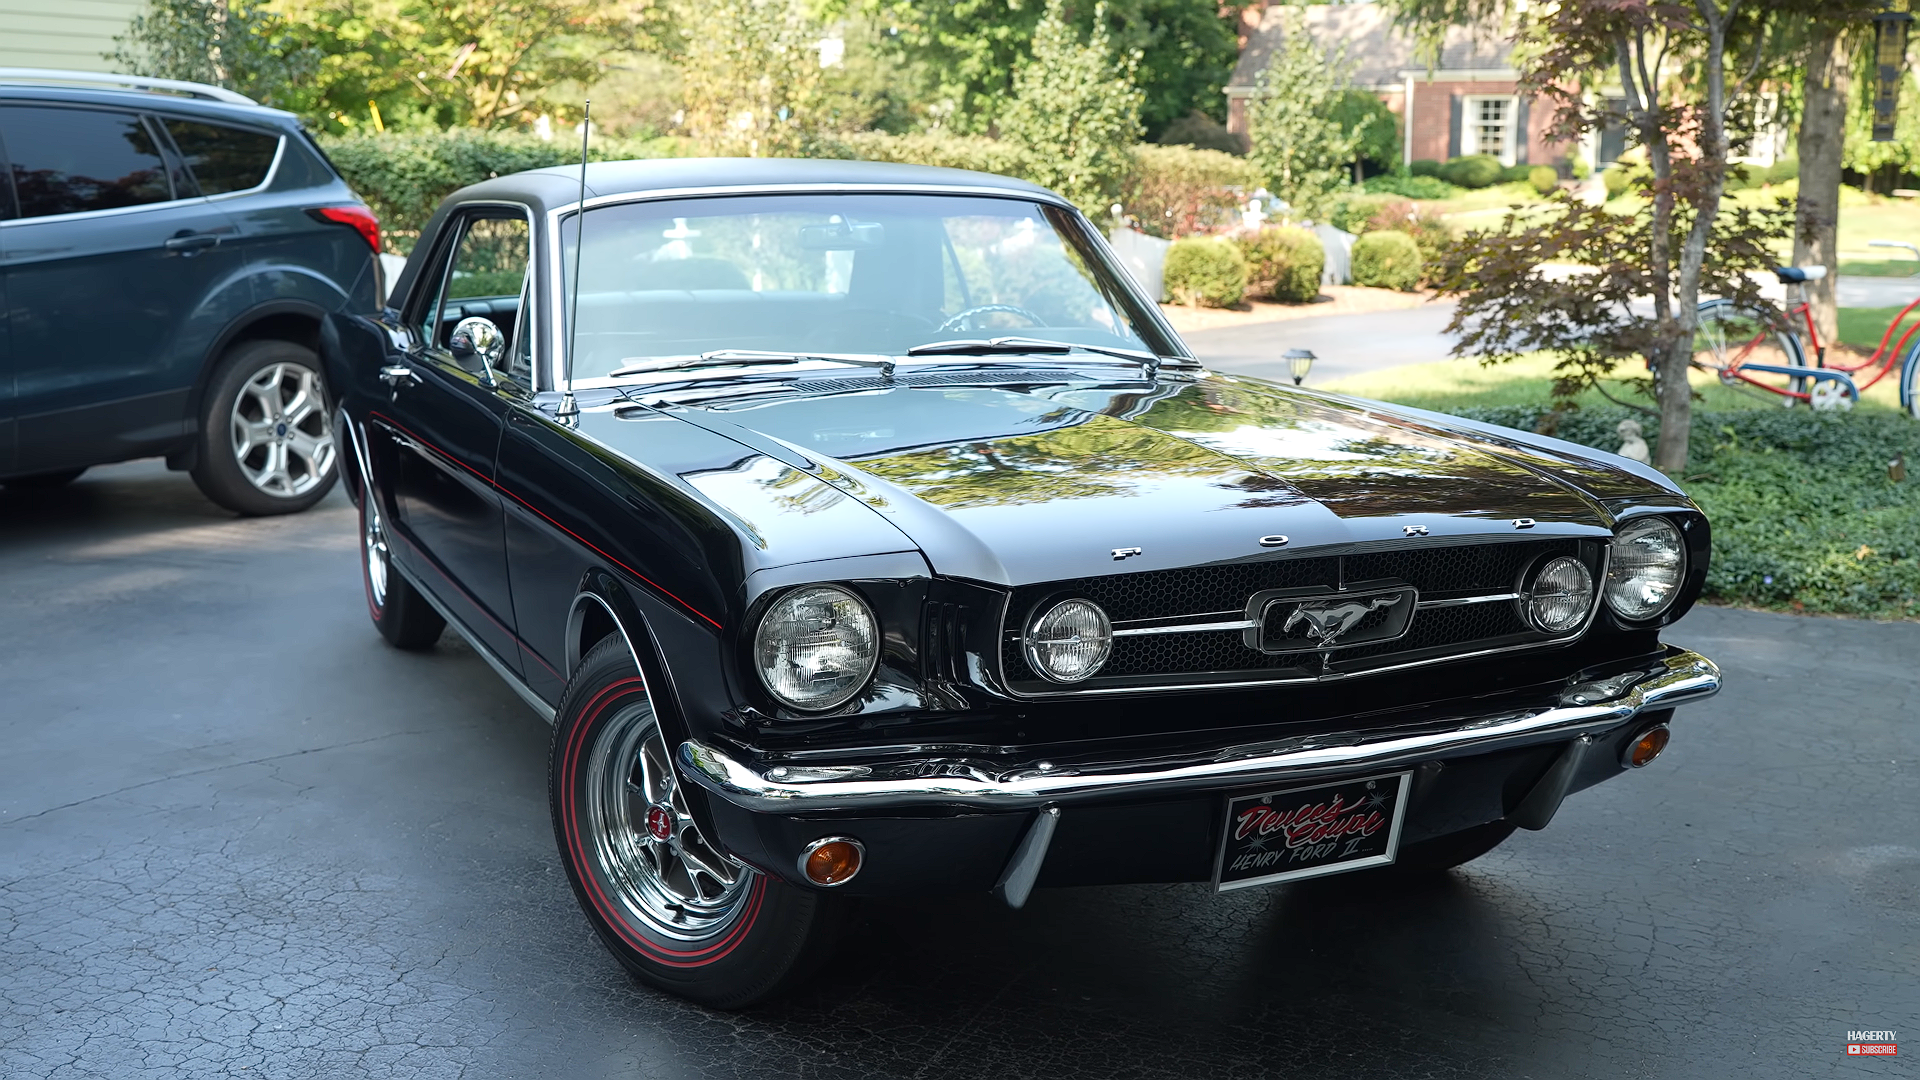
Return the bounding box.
[1839,258,1920,278]
[1837,306,1920,357]
[1319,334,1920,619]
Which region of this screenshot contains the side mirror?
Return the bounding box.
[448,316,505,385]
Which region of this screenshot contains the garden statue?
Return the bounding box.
[1617,419,1652,464]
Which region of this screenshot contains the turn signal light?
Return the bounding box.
[800,837,864,886]
[1623,724,1671,769]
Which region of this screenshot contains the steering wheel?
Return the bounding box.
[936,304,1044,335]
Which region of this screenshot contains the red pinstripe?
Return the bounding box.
[368,409,724,631]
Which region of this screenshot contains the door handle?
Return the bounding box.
[380,364,421,388]
[164,231,221,254]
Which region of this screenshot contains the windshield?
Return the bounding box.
[560,193,1168,381]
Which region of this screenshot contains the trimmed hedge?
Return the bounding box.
[836,130,1037,178]
[1363,172,1456,199]
[1329,192,1400,234]
[1163,237,1248,307]
[1451,406,1920,618]
[1120,144,1262,239]
[1528,165,1559,195]
[1235,226,1323,303]
[318,130,676,249]
[1350,230,1423,291]
[1440,154,1503,189]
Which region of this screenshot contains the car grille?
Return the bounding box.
[998,538,1599,693]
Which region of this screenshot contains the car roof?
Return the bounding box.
[447,157,1063,215]
[0,82,302,129]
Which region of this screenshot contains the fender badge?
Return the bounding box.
[1258,535,1289,547]
[1402,524,1429,537]
[1112,546,1143,560]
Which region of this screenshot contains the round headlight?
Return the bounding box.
[1024,598,1113,683]
[1526,555,1594,634]
[753,585,878,711]
[1607,516,1686,620]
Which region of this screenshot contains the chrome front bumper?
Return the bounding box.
[680,648,1720,814]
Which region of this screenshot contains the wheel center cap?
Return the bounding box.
[644,804,675,841]
[275,422,288,437]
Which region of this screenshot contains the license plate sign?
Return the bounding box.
[1213,772,1412,891]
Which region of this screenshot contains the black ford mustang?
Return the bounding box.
[324,158,1721,1008]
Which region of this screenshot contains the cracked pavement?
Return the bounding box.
[2,460,1914,1079]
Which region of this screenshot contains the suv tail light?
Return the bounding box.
[306,205,382,255]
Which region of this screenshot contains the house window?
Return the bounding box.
[1463,95,1518,166]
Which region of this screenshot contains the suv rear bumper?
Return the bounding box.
[680,647,1720,814]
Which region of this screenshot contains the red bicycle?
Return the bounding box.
[1691,260,1920,416]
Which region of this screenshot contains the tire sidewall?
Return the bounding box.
[193,340,339,515]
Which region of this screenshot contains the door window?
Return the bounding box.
[0,106,174,219]
[418,211,532,374]
[161,118,280,194]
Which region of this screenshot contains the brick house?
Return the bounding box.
[1224,4,1582,171]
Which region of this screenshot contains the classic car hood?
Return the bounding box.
[618,369,1671,586]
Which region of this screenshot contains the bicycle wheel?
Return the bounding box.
[1902,339,1920,419]
[1693,299,1809,403]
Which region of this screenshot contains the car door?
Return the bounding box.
[0,103,242,474]
[369,206,531,672]
[0,150,12,477]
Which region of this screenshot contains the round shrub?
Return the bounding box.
[1235,226,1324,303]
[1350,230,1423,292]
[1528,165,1559,195]
[1409,159,1443,178]
[1766,157,1799,185]
[1441,154,1503,189]
[1498,163,1533,184]
[1602,165,1630,199]
[1163,237,1248,307]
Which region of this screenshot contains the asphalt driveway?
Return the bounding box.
[2,461,1914,1079]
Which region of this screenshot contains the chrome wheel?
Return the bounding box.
[362,501,389,609]
[583,700,753,941]
[230,361,335,497]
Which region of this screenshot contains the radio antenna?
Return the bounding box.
[559,99,590,422]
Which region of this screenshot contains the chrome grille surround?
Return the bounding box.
[997,538,1607,697]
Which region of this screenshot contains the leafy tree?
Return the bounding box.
[1383,0,1871,470]
[114,0,659,131]
[848,0,1241,136]
[998,0,1144,216]
[109,0,322,114]
[674,0,826,155]
[1792,21,1863,355]
[1330,89,1400,179]
[1243,11,1370,220]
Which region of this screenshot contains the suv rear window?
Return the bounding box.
[0,106,174,218]
[163,118,279,194]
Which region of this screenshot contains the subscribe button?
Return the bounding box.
[1847,1044,1897,1056]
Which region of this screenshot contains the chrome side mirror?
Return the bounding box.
[448,316,505,385]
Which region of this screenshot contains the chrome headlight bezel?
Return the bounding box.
[1605,516,1688,622]
[1522,554,1596,635]
[752,583,880,712]
[1023,597,1114,684]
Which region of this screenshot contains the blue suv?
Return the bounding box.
[0,69,379,513]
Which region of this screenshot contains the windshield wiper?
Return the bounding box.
[906,336,1163,370]
[609,350,896,379]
